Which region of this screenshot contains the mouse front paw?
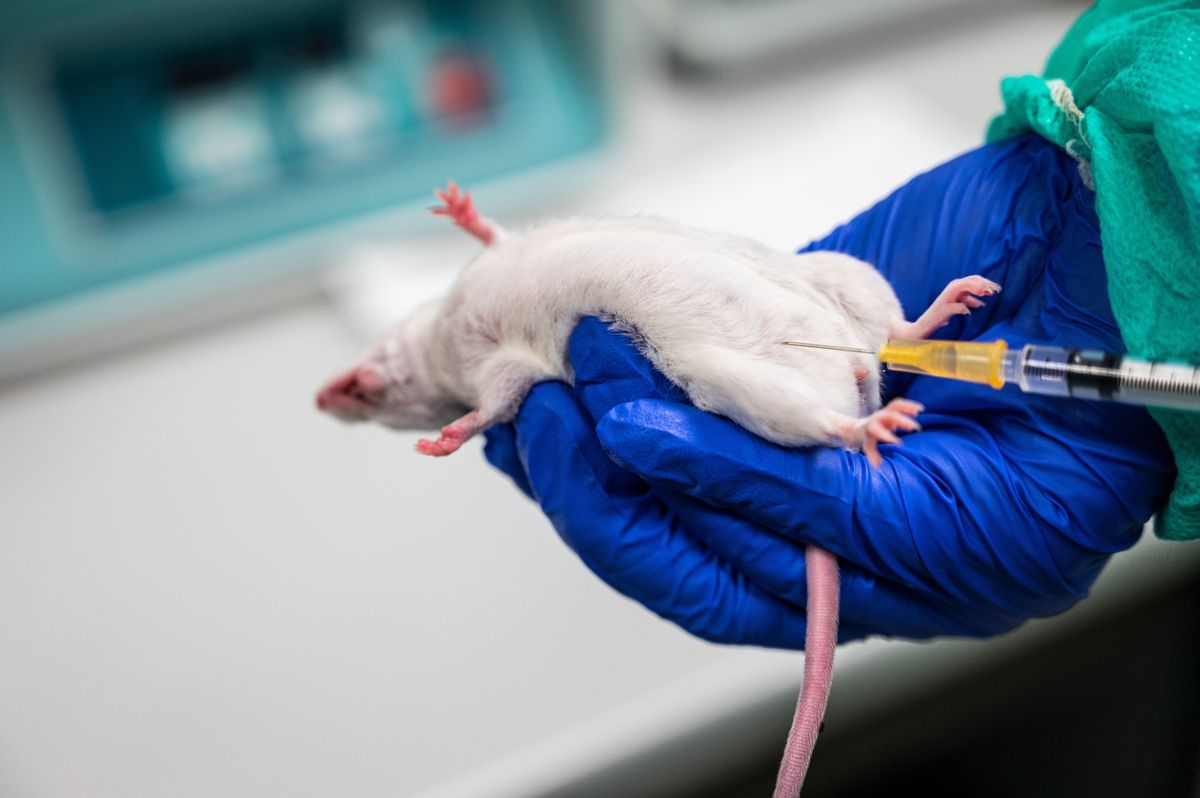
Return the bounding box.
[416,409,487,457]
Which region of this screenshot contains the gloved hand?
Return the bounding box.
[483,135,1177,648]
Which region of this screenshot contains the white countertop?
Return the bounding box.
[7,5,1196,798]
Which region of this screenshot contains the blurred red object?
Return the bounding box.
[429,50,495,126]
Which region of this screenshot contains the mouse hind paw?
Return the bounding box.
[838,398,923,467]
[431,181,500,245]
[894,275,1002,340]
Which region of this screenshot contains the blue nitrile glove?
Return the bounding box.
[483,135,1177,648]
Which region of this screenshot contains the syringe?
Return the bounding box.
[782,338,1200,412]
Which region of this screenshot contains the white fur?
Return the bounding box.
[375,215,906,447]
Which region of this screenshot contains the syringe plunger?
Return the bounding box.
[1008,345,1200,411]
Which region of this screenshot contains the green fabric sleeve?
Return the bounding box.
[987,0,1200,540]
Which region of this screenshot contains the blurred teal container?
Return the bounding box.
[0,0,606,317]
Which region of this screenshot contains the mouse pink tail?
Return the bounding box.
[773,545,839,798]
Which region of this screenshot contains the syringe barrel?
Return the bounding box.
[880,339,1007,388]
[1008,344,1200,411]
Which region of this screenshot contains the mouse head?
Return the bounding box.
[316,301,462,430]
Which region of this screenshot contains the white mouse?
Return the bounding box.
[316,182,1000,796]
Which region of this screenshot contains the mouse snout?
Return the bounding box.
[315,364,389,419]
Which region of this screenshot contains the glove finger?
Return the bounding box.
[564,322,1017,635]
[568,316,688,423]
[596,397,873,549]
[597,398,1041,609]
[512,382,871,648]
[656,489,1022,639]
[482,422,535,499]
